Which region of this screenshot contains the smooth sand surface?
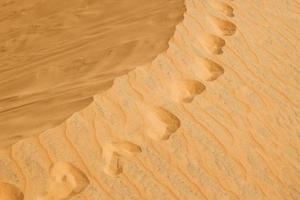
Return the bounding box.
[0,0,185,147]
[0,0,300,199]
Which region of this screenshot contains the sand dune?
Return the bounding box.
[0,0,300,199]
[0,0,185,147]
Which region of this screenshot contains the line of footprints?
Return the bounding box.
[0,0,236,199]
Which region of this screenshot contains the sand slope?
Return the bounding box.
[1,0,300,199]
[0,0,185,146]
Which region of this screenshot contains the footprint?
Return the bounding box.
[103,141,142,176]
[201,34,226,54]
[37,162,89,200]
[210,1,234,17]
[103,150,122,177]
[209,16,236,36]
[169,80,206,103]
[144,107,180,140]
[111,141,142,156]
[199,58,224,81]
[0,182,24,200]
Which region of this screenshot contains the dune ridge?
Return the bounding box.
[1,0,300,199]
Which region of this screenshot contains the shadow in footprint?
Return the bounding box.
[199,58,224,81]
[202,34,226,54]
[144,107,181,140]
[170,80,206,103]
[209,16,236,36]
[103,141,142,176]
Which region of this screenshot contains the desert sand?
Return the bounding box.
[0,0,300,199]
[0,0,185,146]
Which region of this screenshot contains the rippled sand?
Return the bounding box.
[0,0,185,146]
[0,0,299,200]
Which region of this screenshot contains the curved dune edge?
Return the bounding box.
[1,0,236,197]
[0,0,186,144]
[1,0,300,199]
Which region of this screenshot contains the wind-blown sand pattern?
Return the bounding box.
[0,0,185,146]
[1,0,300,199]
